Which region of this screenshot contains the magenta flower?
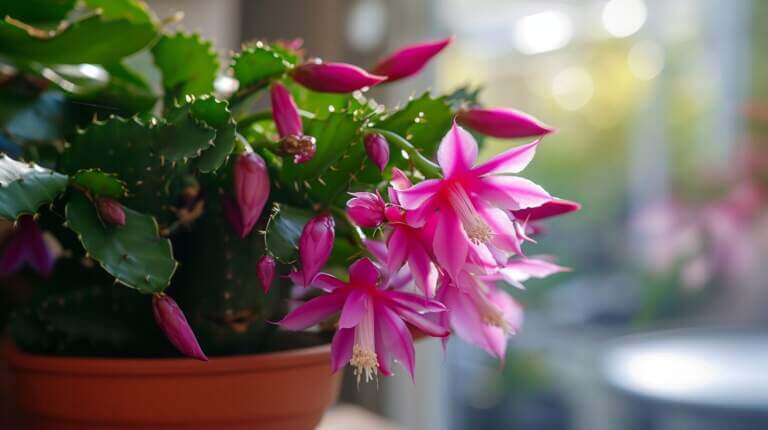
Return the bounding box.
[436,273,523,360]
[270,82,302,138]
[289,214,335,286]
[279,258,448,382]
[233,152,270,238]
[291,60,386,93]
[397,123,551,278]
[346,192,385,228]
[456,107,553,138]
[384,206,439,297]
[257,255,276,293]
[372,37,453,83]
[0,215,55,277]
[364,133,390,172]
[152,294,208,361]
[96,198,126,227]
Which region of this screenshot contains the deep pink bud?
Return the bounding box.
[372,37,453,83]
[234,152,270,238]
[279,134,317,164]
[346,192,386,228]
[290,214,335,286]
[152,294,208,361]
[291,60,386,93]
[96,198,126,226]
[0,215,54,277]
[456,107,554,138]
[512,199,581,221]
[270,82,302,139]
[364,133,390,172]
[257,255,276,293]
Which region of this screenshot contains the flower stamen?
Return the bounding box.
[446,182,493,244]
[350,299,378,385]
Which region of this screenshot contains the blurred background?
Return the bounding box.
[160,0,768,428]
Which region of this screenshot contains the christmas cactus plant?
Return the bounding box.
[0,0,578,381]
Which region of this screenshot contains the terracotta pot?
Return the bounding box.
[6,342,342,430]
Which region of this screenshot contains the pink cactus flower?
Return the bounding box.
[233,152,270,238]
[364,133,390,172]
[372,37,453,83]
[291,60,386,93]
[289,214,335,286]
[456,107,554,139]
[257,255,276,293]
[346,192,386,228]
[96,198,126,226]
[0,215,55,277]
[152,294,208,361]
[436,272,523,360]
[279,258,448,382]
[495,257,569,289]
[270,82,303,138]
[383,205,439,297]
[396,123,551,279]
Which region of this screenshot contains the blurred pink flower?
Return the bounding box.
[0,215,55,277]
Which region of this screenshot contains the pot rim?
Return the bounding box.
[5,340,334,376]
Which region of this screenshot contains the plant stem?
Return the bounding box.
[367,128,442,178]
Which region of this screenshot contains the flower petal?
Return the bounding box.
[433,210,469,280]
[456,107,553,138]
[476,205,523,254]
[407,242,438,297]
[331,327,355,373]
[375,303,416,379]
[278,291,346,330]
[512,198,581,221]
[476,176,551,210]
[437,123,478,178]
[349,257,380,287]
[500,257,569,288]
[311,273,347,292]
[386,227,409,274]
[339,289,368,328]
[472,139,540,177]
[386,290,446,313]
[396,179,441,210]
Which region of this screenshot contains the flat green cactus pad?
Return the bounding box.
[0,154,68,220]
[65,192,177,293]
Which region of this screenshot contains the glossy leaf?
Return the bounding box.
[0,154,68,220]
[71,169,127,198]
[65,192,177,293]
[189,96,237,172]
[232,42,293,90]
[265,203,313,262]
[377,92,453,159]
[152,32,219,97]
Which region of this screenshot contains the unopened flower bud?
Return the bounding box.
[291,60,386,93]
[456,107,553,138]
[346,192,385,228]
[289,214,335,286]
[234,152,270,238]
[279,134,317,164]
[270,82,303,139]
[152,294,208,361]
[372,37,453,83]
[96,198,126,227]
[0,215,55,277]
[257,255,276,293]
[364,133,389,172]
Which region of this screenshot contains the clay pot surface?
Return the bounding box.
[6,342,341,430]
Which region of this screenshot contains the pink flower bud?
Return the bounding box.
[364,133,390,172]
[512,199,581,221]
[291,60,386,93]
[346,192,385,228]
[96,198,126,226]
[234,152,270,238]
[279,134,317,164]
[456,107,554,138]
[270,82,302,138]
[152,294,208,361]
[290,214,335,286]
[257,255,276,293]
[372,37,453,83]
[0,215,55,277]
